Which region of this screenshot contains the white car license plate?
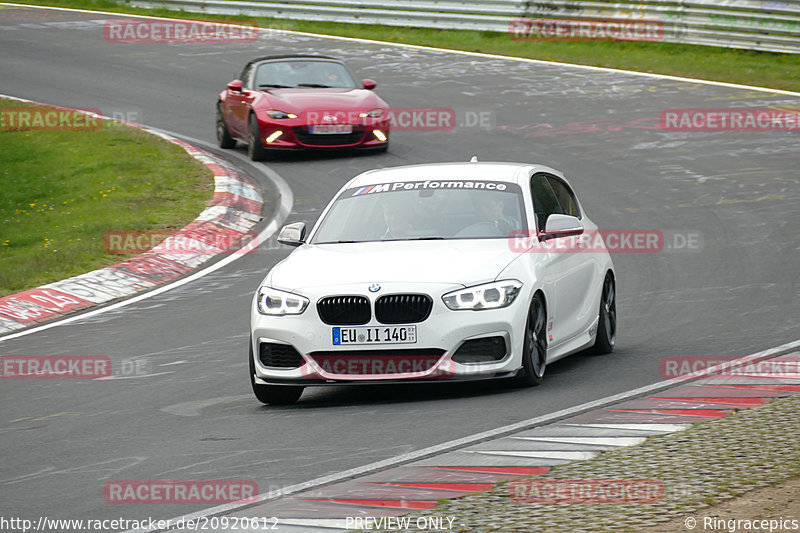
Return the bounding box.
[332,326,417,345]
[310,124,353,134]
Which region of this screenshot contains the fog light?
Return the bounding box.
[266,130,283,143]
[372,129,387,142]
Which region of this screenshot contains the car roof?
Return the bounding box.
[244,55,341,68]
[345,161,564,188]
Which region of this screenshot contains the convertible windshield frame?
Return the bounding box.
[254,59,358,90]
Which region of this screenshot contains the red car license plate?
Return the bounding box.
[310,124,353,134]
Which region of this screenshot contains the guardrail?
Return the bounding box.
[120,0,800,53]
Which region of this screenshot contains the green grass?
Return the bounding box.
[0,98,213,297]
[3,0,799,92]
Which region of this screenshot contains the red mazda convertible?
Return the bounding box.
[216,55,391,160]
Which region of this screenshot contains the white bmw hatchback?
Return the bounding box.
[250,160,616,404]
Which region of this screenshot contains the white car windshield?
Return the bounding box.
[255,60,357,89]
[312,180,527,243]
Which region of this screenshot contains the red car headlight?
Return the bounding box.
[265,110,297,119]
[358,109,384,119]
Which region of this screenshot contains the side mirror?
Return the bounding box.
[227,80,243,93]
[362,79,377,90]
[277,222,306,247]
[542,214,583,239]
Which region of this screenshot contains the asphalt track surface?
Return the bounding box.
[1,5,799,525]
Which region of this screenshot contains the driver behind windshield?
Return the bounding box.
[381,202,414,240]
[460,193,519,237]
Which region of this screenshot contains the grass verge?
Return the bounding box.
[0,98,213,297]
[2,0,799,92]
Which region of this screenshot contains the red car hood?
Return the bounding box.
[262,88,383,113]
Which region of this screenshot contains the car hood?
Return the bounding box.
[263,88,382,113]
[267,240,523,291]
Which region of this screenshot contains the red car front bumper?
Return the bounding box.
[256,119,390,150]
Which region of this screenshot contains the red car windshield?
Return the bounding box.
[255,60,357,89]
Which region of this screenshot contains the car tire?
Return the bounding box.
[248,114,268,161]
[216,103,236,149]
[515,293,547,387]
[591,272,616,355]
[249,341,303,405]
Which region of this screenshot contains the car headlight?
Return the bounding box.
[265,110,298,119]
[358,109,384,118]
[256,287,309,315]
[442,280,523,311]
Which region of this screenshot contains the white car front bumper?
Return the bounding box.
[250,282,530,385]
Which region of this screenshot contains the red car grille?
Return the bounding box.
[293,126,366,146]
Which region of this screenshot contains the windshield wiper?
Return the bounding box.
[296,83,333,88]
[259,84,293,89]
[411,236,445,240]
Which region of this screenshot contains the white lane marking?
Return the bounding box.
[0,467,57,484]
[0,132,292,343]
[276,519,361,529]
[2,3,799,97]
[269,519,351,531]
[161,395,250,417]
[464,450,598,460]
[563,423,692,432]
[510,436,648,446]
[124,339,800,532]
[95,371,174,381]
[721,372,800,378]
